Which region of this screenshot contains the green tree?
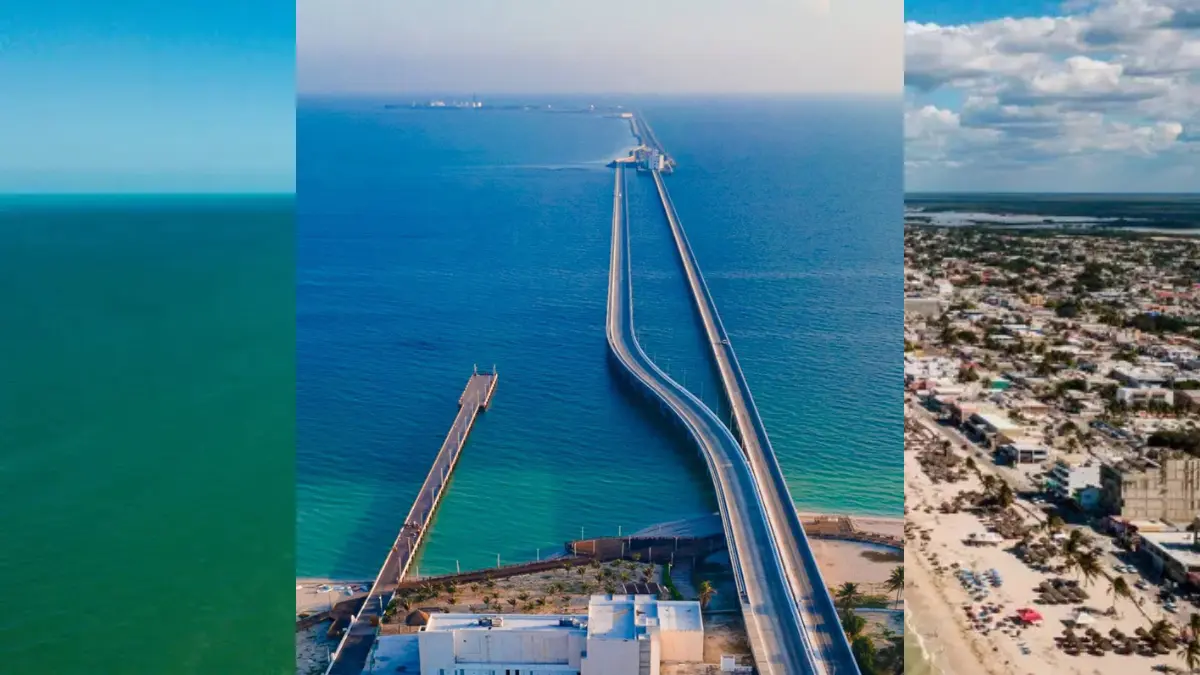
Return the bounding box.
[1151,619,1178,645]
[1180,636,1200,674]
[885,566,904,606]
[1063,530,1089,559]
[996,482,1014,510]
[835,582,862,615]
[841,612,868,640]
[698,580,717,610]
[1075,550,1102,588]
[851,635,879,674]
[1107,576,1132,615]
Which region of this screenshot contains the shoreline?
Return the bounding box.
[296,511,904,604]
[903,403,1178,675]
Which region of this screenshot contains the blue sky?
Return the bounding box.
[905,1,1062,24]
[297,0,901,95]
[1,2,294,193]
[904,0,1199,193]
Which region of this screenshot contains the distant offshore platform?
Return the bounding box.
[393,97,676,173]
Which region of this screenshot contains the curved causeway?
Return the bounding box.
[649,168,860,674]
[606,165,821,674]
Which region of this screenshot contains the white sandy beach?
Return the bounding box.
[905,416,1179,675]
[797,511,904,595]
[296,578,372,616]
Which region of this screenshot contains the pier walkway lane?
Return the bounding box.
[325,370,497,675]
[649,167,859,674]
[607,164,821,674]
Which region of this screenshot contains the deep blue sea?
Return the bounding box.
[297,96,902,578]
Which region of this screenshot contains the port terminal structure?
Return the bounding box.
[607,163,858,674]
[324,369,498,675]
[609,113,676,174]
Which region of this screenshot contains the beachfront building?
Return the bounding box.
[1100,455,1200,524]
[412,595,703,675]
[581,595,703,674]
[1045,460,1102,511]
[961,407,1028,450]
[998,441,1049,465]
[1138,530,1200,586]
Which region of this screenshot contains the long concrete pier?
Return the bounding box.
[607,164,823,674]
[325,369,497,675]
[648,165,859,673]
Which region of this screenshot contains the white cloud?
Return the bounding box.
[905,0,1199,190]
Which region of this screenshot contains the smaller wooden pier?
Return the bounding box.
[325,367,498,675]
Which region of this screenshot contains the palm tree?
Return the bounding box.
[996,482,1014,509]
[885,566,904,606]
[981,474,998,496]
[1060,551,1080,579]
[1063,530,1090,558]
[1189,613,1200,641]
[1180,636,1200,674]
[835,582,862,615]
[1075,550,1102,587]
[1151,619,1178,645]
[1108,576,1132,614]
[698,580,717,610]
[1045,514,1065,532]
[841,611,867,640]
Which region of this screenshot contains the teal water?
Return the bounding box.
[296,97,902,579]
[0,195,295,673]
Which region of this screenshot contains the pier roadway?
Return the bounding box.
[325,371,497,675]
[650,168,859,674]
[608,164,819,675]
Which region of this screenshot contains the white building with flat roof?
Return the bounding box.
[582,595,703,675]
[413,595,702,675]
[1139,531,1200,585]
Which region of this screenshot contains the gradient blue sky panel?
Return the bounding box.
[1,1,295,193]
[298,0,902,95]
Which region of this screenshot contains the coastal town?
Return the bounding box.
[904,225,1200,674]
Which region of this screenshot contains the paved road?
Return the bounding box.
[608,165,819,675]
[326,373,495,675]
[650,168,860,675]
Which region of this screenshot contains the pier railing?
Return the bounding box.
[324,370,497,675]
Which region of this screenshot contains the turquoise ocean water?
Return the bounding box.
[297,97,902,578]
[0,195,295,673]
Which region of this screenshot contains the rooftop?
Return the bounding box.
[424,613,587,633]
[1140,531,1200,570]
[585,594,702,640]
